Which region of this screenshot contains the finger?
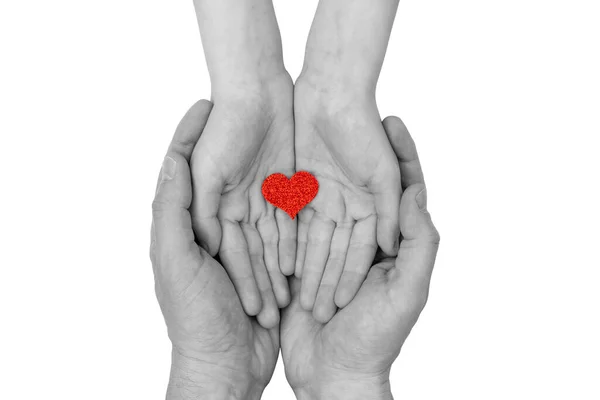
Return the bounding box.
[369,160,401,256]
[189,113,225,256]
[280,276,315,341]
[152,155,200,288]
[294,208,314,278]
[242,224,280,329]
[152,100,212,285]
[219,220,262,316]
[389,184,440,310]
[334,215,377,308]
[382,116,425,188]
[300,213,336,311]
[154,100,213,195]
[257,212,290,308]
[169,100,213,159]
[276,207,297,276]
[313,221,353,323]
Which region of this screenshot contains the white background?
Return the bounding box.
[1,1,599,399]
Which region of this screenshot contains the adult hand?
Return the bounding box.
[151,100,279,400]
[281,116,440,399]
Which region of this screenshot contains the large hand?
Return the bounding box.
[293,80,402,320]
[281,116,440,399]
[190,75,296,328]
[151,100,279,400]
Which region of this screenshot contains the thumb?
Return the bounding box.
[151,100,212,285]
[152,154,198,265]
[389,184,440,309]
[369,161,402,256]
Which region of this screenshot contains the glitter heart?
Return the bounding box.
[261,171,319,219]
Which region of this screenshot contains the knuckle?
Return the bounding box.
[151,198,169,214]
[428,226,441,244]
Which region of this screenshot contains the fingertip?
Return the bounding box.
[191,215,221,257]
[300,288,316,311]
[278,291,291,309]
[400,183,439,243]
[194,98,213,112]
[313,302,335,324]
[371,175,401,256]
[242,295,263,317]
[185,99,213,130]
[274,283,291,308]
[280,258,295,276]
[333,288,350,309]
[377,217,400,256]
[257,305,280,329]
[382,115,408,141]
[170,100,213,159]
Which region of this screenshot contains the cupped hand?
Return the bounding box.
[190,75,296,328]
[151,100,279,399]
[293,79,402,320]
[281,116,440,399]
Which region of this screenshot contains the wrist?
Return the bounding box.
[298,61,379,98]
[167,347,265,400]
[295,72,374,118]
[293,374,392,400]
[211,69,293,105]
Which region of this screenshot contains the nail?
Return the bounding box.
[416,188,427,212]
[161,156,176,182]
[393,235,400,253]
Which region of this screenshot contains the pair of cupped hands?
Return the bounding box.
[150,75,439,398]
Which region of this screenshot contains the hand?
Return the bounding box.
[281,116,440,400]
[293,78,402,321]
[151,100,279,400]
[190,75,296,328]
[190,0,297,329]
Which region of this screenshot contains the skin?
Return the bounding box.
[151,100,278,400]
[294,0,404,320]
[150,101,439,398]
[281,116,440,400]
[189,0,296,329]
[153,3,437,398]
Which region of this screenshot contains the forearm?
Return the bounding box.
[193,0,287,96]
[301,0,400,93]
[167,347,264,400]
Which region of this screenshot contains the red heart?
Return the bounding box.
[262,171,319,219]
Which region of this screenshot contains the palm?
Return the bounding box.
[293,89,401,316]
[156,246,279,387]
[295,101,386,223]
[190,79,296,327]
[281,259,415,388]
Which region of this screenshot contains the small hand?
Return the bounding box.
[190,75,296,328]
[151,100,279,399]
[281,116,439,399]
[293,79,402,320]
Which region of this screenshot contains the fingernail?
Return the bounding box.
[161,156,176,182]
[416,188,427,212]
[393,236,400,253]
